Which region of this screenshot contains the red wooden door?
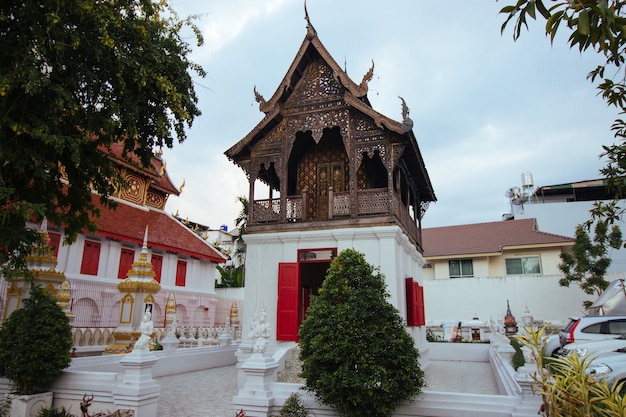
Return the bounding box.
[277,262,299,341]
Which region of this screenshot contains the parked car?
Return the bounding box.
[559,316,626,348]
[543,334,562,357]
[585,348,626,395]
[560,333,626,358]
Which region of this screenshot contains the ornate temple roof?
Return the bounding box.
[101,141,180,196]
[224,12,436,203]
[89,194,226,263]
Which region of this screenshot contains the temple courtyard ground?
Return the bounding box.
[156,360,500,417]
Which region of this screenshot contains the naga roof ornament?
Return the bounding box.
[399,96,414,133]
[359,60,375,93]
[254,85,271,114]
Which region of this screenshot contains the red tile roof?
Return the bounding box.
[91,196,226,263]
[422,218,574,258]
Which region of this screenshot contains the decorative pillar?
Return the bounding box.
[233,308,278,416]
[2,218,66,320]
[112,348,160,417]
[105,225,161,354]
[230,301,241,342]
[160,293,180,352]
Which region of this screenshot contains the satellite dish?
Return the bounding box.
[505,187,524,206]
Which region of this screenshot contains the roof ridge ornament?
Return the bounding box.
[254,85,270,114]
[359,60,375,92]
[399,96,414,132]
[304,0,317,38]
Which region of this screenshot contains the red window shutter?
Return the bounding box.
[405,277,416,326]
[151,254,163,283]
[80,240,101,275]
[416,283,425,326]
[48,232,61,258]
[118,248,135,279]
[175,260,187,286]
[277,262,299,341]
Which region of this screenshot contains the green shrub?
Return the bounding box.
[37,406,75,417]
[299,249,425,417]
[0,285,72,395]
[278,392,310,417]
[509,337,525,370]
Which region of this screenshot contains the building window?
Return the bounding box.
[118,248,135,279]
[449,259,473,278]
[80,240,101,276]
[151,254,163,283]
[48,232,61,258]
[175,259,187,286]
[505,257,541,275]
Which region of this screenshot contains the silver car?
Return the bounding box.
[560,334,626,358]
[586,347,626,394]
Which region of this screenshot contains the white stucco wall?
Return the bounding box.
[423,271,626,327]
[242,225,427,352]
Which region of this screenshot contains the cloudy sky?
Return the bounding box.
[161,0,617,232]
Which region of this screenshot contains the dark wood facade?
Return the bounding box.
[225,20,436,252]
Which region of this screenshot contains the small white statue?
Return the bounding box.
[252,309,270,353]
[134,311,154,351]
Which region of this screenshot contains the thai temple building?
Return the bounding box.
[0,142,239,354]
[225,12,436,355]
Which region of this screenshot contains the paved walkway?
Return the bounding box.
[156,360,499,417]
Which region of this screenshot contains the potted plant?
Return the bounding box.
[0,285,73,416]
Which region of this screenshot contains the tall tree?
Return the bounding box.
[298,249,425,417]
[559,222,623,309]
[500,1,626,303]
[0,0,205,278]
[500,2,626,222]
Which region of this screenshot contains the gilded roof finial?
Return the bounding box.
[399,96,414,133]
[179,178,185,193]
[142,225,149,249]
[159,161,166,176]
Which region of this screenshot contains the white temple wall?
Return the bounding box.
[243,225,428,353]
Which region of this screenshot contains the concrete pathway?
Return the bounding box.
[156,360,499,417]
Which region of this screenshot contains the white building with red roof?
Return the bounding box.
[2,144,240,354]
[421,218,586,326]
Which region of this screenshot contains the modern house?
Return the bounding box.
[421,218,584,326]
[224,14,436,354]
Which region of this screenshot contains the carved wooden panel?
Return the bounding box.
[296,135,349,221]
[285,60,343,108]
[119,172,146,206]
[146,191,166,209]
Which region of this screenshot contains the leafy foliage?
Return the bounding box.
[558,222,623,309]
[298,249,425,417]
[0,0,205,278]
[277,392,310,417]
[233,195,249,266]
[500,0,626,305]
[509,337,526,370]
[0,285,73,395]
[515,326,625,417]
[216,265,244,288]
